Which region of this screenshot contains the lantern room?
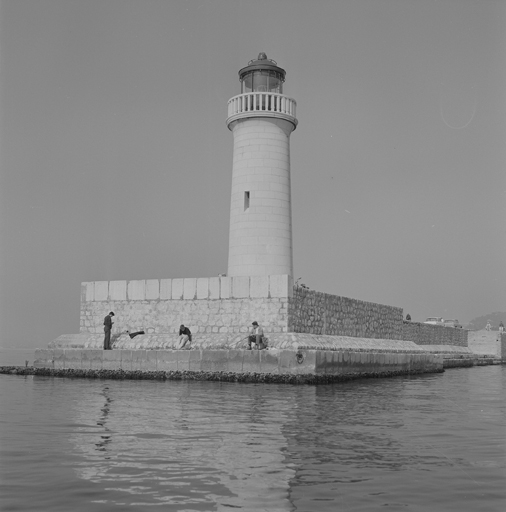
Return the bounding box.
[239,52,286,94]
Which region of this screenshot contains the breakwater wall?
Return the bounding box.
[401,321,468,347]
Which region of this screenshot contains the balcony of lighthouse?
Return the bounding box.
[226,92,298,128]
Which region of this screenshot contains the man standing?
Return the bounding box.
[248,321,266,350]
[178,324,192,349]
[103,312,115,350]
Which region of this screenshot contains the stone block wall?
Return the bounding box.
[288,287,404,339]
[402,321,468,347]
[467,330,498,356]
[80,275,292,336]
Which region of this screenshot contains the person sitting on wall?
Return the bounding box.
[499,321,504,333]
[248,321,267,350]
[178,324,192,349]
[103,312,115,350]
[405,314,411,321]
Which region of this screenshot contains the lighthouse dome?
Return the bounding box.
[239,53,286,94]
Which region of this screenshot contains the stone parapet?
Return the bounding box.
[82,275,292,303]
[402,321,468,347]
[227,92,297,129]
[289,287,403,339]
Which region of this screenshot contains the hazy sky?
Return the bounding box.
[1,0,505,350]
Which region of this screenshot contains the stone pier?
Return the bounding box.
[32,275,474,382]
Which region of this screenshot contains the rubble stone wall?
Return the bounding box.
[288,287,404,339]
[402,321,468,347]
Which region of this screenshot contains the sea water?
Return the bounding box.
[0,365,505,511]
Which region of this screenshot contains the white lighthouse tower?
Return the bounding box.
[226,53,298,277]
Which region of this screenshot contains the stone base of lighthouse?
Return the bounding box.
[32,274,474,379]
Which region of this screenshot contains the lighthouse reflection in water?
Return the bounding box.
[1,367,505,511]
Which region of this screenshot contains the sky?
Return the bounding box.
[1,0,505,352]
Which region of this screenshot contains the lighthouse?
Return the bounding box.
[40,52,443,381]
[226,53,298,277]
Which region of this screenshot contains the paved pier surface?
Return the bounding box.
[48,332,457,352]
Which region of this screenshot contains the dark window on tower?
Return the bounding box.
[244,191,250,211]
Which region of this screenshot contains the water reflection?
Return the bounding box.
[69,382,297,510]
[64,370,506,511]
[95,386,112,457]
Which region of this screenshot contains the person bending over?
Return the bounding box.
[178,324,192,349]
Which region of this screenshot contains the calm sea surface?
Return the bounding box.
[0,365,505,511]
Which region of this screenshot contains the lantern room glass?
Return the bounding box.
[241,70,283,94]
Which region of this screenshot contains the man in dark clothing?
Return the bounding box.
[178,324,192,349]
[103,312,115,350]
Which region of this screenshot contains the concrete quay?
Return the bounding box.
[31,333,449,384]
[33,330,504,385]
[420,344,503,368]
[32,344,443,384]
